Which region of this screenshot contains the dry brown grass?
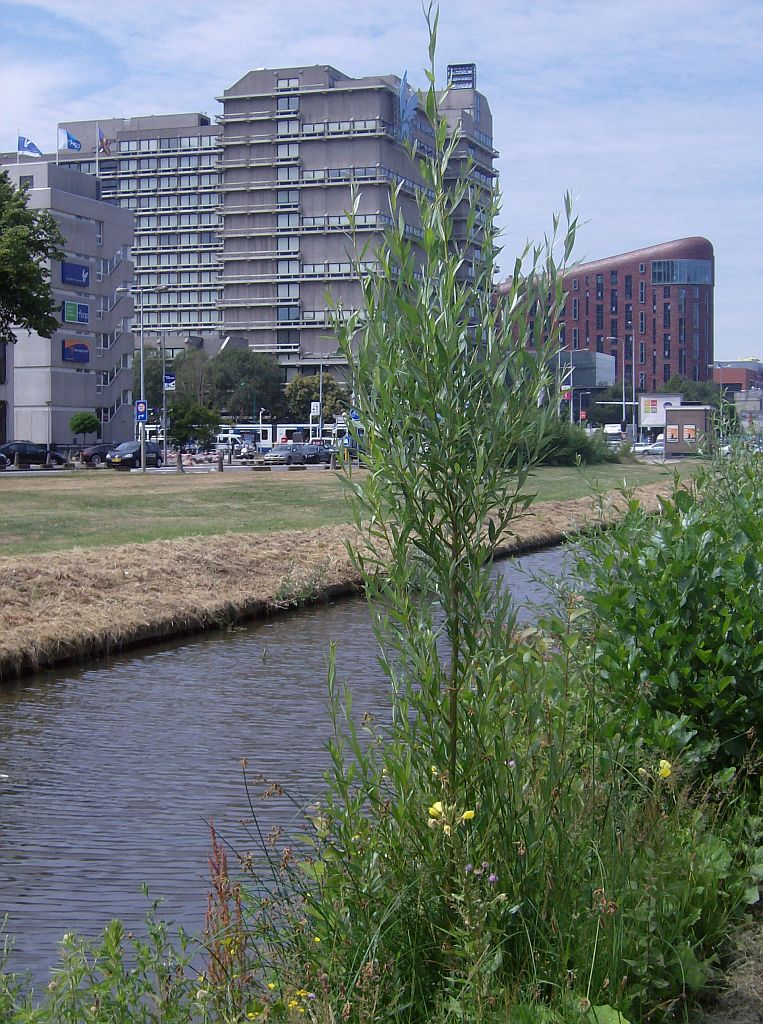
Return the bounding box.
[0,482,673,681]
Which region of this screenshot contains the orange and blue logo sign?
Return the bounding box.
[62,338,90,363]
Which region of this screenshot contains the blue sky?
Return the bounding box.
[1,0,761,360]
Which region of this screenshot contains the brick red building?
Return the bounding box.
[559,237,714,393]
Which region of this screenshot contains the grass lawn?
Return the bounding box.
[0,460,691,557]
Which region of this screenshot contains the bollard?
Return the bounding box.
[14,451,22,469]
[227,448,233,465]
[217,453,224,472]
[176,451,185,473]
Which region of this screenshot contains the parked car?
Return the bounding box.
[263,443,305,466]
[79,441,118,467]
[300,443,334,464]
[105,440,163,469]
[0,452,8,469]
[641,442,665,457]
[0,441,66,466]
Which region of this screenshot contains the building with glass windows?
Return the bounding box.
[559,237,714,393]
[57,115,222,348]
[0,160,134,446]
[217,63,496,378]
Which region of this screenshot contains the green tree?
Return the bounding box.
[207,348,287,420]
[132,349,165,412]
[171,348,214,405]
[0,171,66,346]
[660,375,721,407]
[284,373,351,421]
[69,411,100,445]
[166,395,219,449]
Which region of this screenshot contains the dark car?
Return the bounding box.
[79,442,117,467]
[300,443,334,465]
[0,452,8,469]
[105,440,163,469]
[263,443,305,466]
[0,441,66,466]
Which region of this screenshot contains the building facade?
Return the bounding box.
[0,161,134,445]
[58,115,222,348]
[217,63,496,377]
[560,237,715,393]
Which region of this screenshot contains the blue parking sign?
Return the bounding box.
[135,400,148,423]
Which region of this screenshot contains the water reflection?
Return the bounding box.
[0,546,567,984]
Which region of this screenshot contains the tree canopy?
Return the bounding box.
[166,395,219,448]
[284,373,351,421]
[69,411,100,443]
[0,171,65,346]
[207,348,287,420]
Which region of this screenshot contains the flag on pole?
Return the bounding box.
[17,135,43,157]
[97,128,110,155]
[57,128,82,152]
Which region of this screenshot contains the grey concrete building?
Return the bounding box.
[58,115,222,352]
[218,62,496,378]
[0,161,134,445]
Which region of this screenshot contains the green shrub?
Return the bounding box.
[538,419,619,466]
[573,448,763,771]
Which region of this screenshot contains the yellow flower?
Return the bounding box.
[430,765,438,775]
[313,936,321,943]
[658,759,672,779]
[296,989,308,997]
[247,1014,259,1020]
[267,982,277,990]
[428,801,444,818]
[443,823,452,836]
[460,809,475,821]
[298,1010,305,1016]
[288,999,299,1009]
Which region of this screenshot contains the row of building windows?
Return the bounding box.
[136,212,220,229]
[135,250,218,267]
[118,135,218,153]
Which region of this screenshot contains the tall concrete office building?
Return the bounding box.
[0,161,134,445]
[58,115,222,349]
[218,62,496,378]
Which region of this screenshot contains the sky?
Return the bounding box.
[1,0,761,361]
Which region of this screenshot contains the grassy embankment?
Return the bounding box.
[0,462,688,682]
[0,460,688,556]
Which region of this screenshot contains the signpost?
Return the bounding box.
[135,400,148,472]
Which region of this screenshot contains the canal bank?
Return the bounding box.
[0,481,674,682]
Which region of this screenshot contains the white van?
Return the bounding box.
[214,433,243,451]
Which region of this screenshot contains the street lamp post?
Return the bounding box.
[116,284,146,473]
[161,332,167,465]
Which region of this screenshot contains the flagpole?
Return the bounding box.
[95,122,100,176]
[56,127,59,166]
[16,129,19,164]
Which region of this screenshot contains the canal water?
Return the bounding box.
[0,546,568,985]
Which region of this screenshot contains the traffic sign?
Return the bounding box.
[310,400,321,418]
[349,408,361,420]
[135,400,148,423]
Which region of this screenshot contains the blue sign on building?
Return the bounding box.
[62,339,90,364]
[61,261,90,287]
[61,301,90,324]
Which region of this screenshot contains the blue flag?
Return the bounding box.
[17,135,43,157]
[57,128,82,152]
